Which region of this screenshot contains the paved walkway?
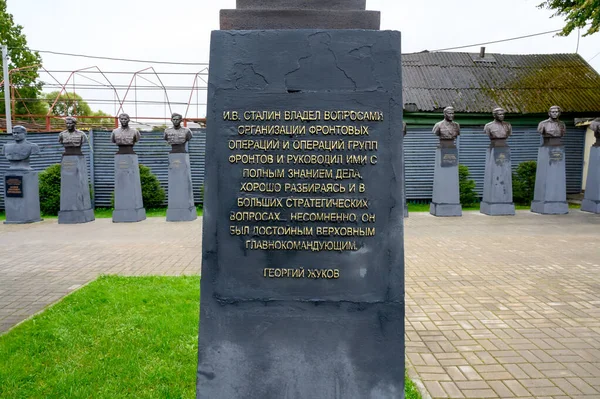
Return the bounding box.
[0,211,599,399]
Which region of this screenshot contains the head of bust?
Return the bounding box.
[119,113,130,128]
[548,106,561,120]
[65,116,78,132]
[443,106,455,122]
[493,107,506,122]
[171,112,183,129]
[12,125,27,143]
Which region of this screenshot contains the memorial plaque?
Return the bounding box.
[441,148,458,167]
[198,27,405,399]
[494,148,510,165]
[5,176,23,198]
[550,147,564,162]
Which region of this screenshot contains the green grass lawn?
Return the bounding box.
[0,276,422,399]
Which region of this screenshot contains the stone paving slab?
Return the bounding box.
[0,211,599,399]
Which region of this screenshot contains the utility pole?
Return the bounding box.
[2,45,12,133]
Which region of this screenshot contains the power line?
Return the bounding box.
[431,29,562,52]
[588,50,600,62]
[9,47,209,66]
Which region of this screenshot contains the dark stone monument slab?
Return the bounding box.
[3,126,42,224]
[221,0,379,29]
[430,146,462,217]
[480,141,515,216]
[403,121,408,218]
[531,144,568,214]
[58,156,95,224]
[197,10,404,398]
[581,146,600,214]
[113,154,146,223]
[167,153,197,222]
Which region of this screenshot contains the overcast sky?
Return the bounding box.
[6,0,600,120]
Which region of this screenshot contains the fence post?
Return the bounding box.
[89,130,96,207]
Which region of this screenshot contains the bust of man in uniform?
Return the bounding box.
[433,106,460,147]
[2,125,40,170]
[590,117,600,147]
[164,112,193,153]
[538,106,566,145]
[111,113,141,154]
[59,117,88,155]
[484,108,512,146]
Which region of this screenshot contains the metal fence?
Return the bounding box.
[404,126,585,200]
[0,125,585,209]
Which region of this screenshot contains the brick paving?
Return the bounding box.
[0,211,599,398]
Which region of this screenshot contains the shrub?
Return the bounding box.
[459,164,478,206]
[139,164,165,208]
[513,160,537,205]
[38,164,62,215]
[112,164,165,208]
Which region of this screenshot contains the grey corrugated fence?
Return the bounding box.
[0,125,585,209]
[0,128,206,209]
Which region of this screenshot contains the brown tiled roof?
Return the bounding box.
[402,52,600,114]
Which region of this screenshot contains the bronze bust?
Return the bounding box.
[538,106,566,145]
[164,113,193,153]
[433,106,460,147]
[484,108,512,147]
[58,117,88,155]
[2,125,40,170]
[111,113,141,154]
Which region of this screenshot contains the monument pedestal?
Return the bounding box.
[167,153,197,222]
[4,170,42,224]
[58,155,95,224]
[430,146,462,217]
[531,144,568,214]
[581,146,600,214]
[480,143,515,216]
[113,154,146,223]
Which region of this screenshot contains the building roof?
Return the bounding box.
[402,52,600,114]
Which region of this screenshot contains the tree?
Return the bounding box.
[45,91,114,128]
[538,0,600,36]
[0,0,44,116]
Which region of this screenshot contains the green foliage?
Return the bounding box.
[458,164,479,206]
[44,91,113,127]
[538,0,600,36]
[38,164,61,216]
[0,0,44,116]
[513,161,537,205]
[112,164,165,208]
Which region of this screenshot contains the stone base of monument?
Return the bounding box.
[581,146,600,214]
[430,146,462,217]
[480,144,515,216]
[167,153,197,222]
[113,154,146,223]
[404,201,408,218]
[58,155,95,224]
[531,145,568,215]
[4,170,42,224]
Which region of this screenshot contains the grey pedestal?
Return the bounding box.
[4,170,42,224]
[167,153,197,222]
[430,147,462,217]
[581,146,600,214]
[58,155,95,224]
[531,145,568,215]
[113,154,146,223]
[480,145,515,216]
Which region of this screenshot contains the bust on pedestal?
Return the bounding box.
[164,113,197,222]
[581,118,600,213]
[111,113,146,223]
[430,106,462,217]
[480,108,515,216]
[531,106,569,215]
[2,126,42,224]
[58,117,95,224]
